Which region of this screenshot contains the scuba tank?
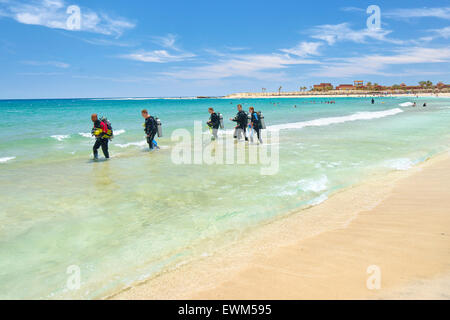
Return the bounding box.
[218,112,224,129]
[156,117,162,137]
[258,111,266,129]
[101,117,114,139]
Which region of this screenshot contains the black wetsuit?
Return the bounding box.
[92,120,109,159]
[207,112,220,140]
[232,110,248,141]
[144,116,158,149]
[208,113,220,129]
[250,112,262,143]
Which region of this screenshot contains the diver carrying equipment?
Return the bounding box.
[156,117,162,137]
[218,112,224,129]
[100,117,114,139]
[257,111,266,129]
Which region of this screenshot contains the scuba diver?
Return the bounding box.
[248,107,263,144]
[230,104,248,141]
[91,114,112,160]
[141,109,160,150]
[206,107,221,140]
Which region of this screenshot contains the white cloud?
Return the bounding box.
[162,53,319,80]
[151,33,179,51]
[22,60,70,68]
[430,26,450,39]
[385,7,450,20]
[121,50,196,63]
[313,47,450,77]
[309,23,399,45]
[0,0,135,37]
[280,41,322,57]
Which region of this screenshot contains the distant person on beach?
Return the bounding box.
[91,114,110,160]
[249,107,263,144]
[141,109,158,150]
[230,104,248,141]
[371,98,375,104]
[207,107,220,140]
[423,103,427,107]
[413,102,416,107]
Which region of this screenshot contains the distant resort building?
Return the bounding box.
[354,80,364,87]
[437,82,450,89]
[313,83,333,90]
[336,84,355,90]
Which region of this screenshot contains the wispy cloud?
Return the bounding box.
[385,7,450,20]
[122,34,196,63]
[22,60,70,68]
[313,47,450,77]
[308,23,399,45]
[121,50,196,63]
[151,33,180,51]
[162,53,319,80]
[17,72,64,76]
[430,26,450,39]
[340,7,365,13]
[0,0,135,37]
[280,41,322,57]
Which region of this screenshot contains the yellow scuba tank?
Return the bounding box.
[93,128,102,137]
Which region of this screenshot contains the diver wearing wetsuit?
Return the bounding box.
[230,104,248,141]
[141,109,158,150]
[249,107,263,144]
[207,107,220,140]
[91,113,109,159]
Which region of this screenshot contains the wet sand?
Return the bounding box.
[112,152,450,300]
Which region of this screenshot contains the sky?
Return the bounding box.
[0,0,449,99]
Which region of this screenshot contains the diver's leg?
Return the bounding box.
[93,139,101,159]
[148,132,156,149]
[101,139,109,158]
[257,128,262,143]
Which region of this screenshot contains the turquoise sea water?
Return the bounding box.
[1,96,449,299]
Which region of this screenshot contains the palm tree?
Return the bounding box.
[278,86,282,95]
[426,80,433,88]
[262,88,266,93]
[419,81,427,88]
[366,81,372,89]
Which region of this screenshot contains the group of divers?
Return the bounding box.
[90,104,266,160]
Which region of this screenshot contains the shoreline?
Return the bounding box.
[224,92,450,99]
[111,151,450,300]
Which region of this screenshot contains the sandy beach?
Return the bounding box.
[112,152,450,300]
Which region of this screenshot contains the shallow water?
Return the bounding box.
[0,96,449,299]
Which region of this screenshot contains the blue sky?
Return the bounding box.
[0,0,449,99]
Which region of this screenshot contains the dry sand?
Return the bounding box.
[112,152,450,300]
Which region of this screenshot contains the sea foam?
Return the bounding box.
[79,132,93,138]
[0,157,15,163]
[114,129,126,136]
[399,102,414,107]
[384,158,416,171]
[268,108,403,131]
[51,135,70,141]
[115,141,147,148]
